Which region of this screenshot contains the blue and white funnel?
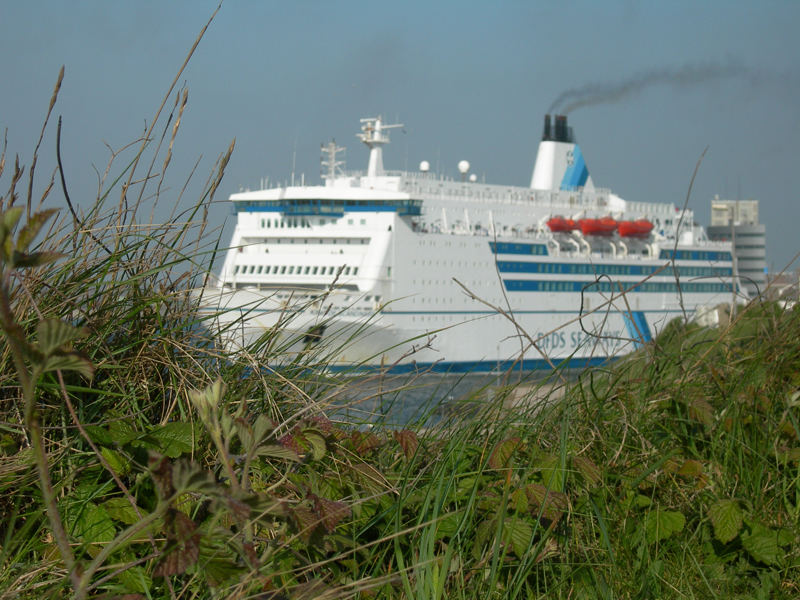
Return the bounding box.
[530,115,594,192]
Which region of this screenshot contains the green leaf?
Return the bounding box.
[84,425,113,446]
[102,497,143,525]
[149,422,195,458]
[643,509,685,544]
[708,499,743,544]
[117,565,152,594]
[538,453,566,492]
[525,483,568,523]
[303,430,327,461]
[689,398,714,427]
[257,444,301,462]
[108,419,139,445]
[573,455,602,486]
[42,351,94,378]
[189,379,225,424]
[488,437,521,470]
[100,447,130,476]
[393,429,419,459]
[171,460,219,496]
[11,249,63,269]
[1,206,23,232]
[504,517,534,558]
[15,208,59,252]
[37,318,85,355]
[741,521,784,566]
[71,502,116,544]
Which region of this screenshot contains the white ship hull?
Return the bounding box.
[200,115,742,372]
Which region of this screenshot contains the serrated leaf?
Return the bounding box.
[504,517,534,558]
[149,422,195,458]
[70,502,116,544]
[1,206,23,232]
[393,429,419,459]
[436,510,465,539]
[15,208,59,252]
[488,437,521,470]
[189,378,225,422]
[350,430,382,455]
[109,419,139,445]
[117,565,152,595]
[102,497,143,525]
[741,521,784,566]
[538,453,566,492]
[677,459,704,479]
[689,398,714,427]
[154,510,200,577]
[524,483,568,523]
[511,487,528,513]
[42,351,94,378]
[257,443,300,462]
[708,499,742,543]
[37,318,85,355]
[311,494,350,532]
[84,425,113,446]
[100,447,130,476]
[573,455,601,486]
[171,460,219,496]
[11,249,63,269]
[644,509,685,543]
[303,430,327,460]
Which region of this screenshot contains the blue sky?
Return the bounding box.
[2,1,798,271]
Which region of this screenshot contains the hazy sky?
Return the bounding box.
[2,1,798,271]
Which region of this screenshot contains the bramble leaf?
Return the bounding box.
[11,250,64,269]
[102,497,143,525]
[488,437,521,470]
[257,443,301,462]
[538,453,565,492]
[741,520,784,566]
[304,430,327,460]
[573,455,601,487]
[708,499,742,544]
[37,318,85,355]
[149,422,195,458]
[42,351,95,379]
[15,208,59,252]
[643,509,685,543]
[504,517,534,558]
[393,429,419,459]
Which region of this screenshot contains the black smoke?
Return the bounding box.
[549,61,747,114]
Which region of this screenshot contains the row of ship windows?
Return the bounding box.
[503,280,733,293]
[257,218,368,228]
[496,261,731,277]
[233,264,359,276]
[241,238,370,246]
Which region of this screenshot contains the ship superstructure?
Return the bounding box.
[200,115,741,371]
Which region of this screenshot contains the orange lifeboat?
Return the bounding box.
[617,219,654,238]
[579,217,617,236]
[546,216,578,233]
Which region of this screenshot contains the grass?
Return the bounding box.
[0,47,798,600]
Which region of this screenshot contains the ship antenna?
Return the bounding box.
[321,139,346,181]
[357,116,403,177]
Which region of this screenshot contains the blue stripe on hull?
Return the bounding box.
[622,311,652,349]
[326,355,612,375]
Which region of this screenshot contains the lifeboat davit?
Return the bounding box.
[617,219,654,238]
[579,217,617,236]
[546,216,578,233]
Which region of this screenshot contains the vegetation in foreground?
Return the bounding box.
[0,72,798,600]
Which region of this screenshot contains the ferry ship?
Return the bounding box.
[198,114,741,371]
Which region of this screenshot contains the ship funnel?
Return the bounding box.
[530,114,594,192]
